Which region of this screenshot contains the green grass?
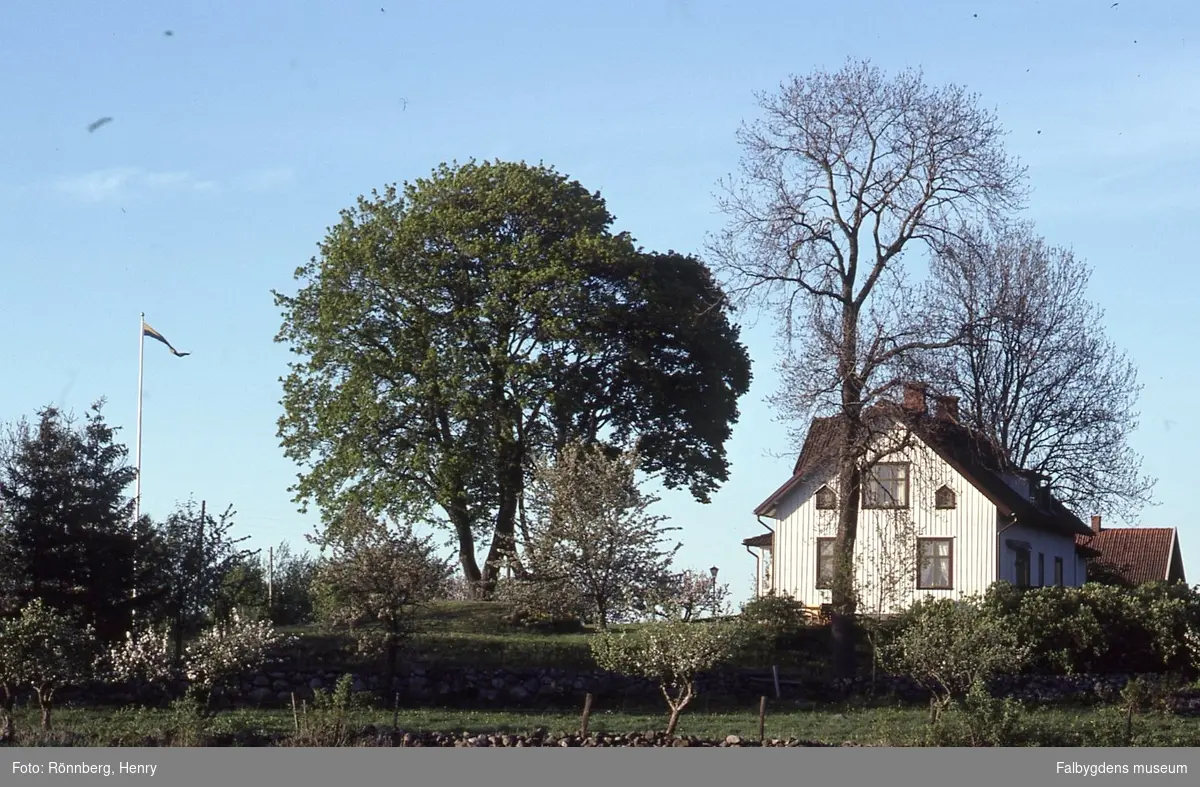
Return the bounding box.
[277,601,599,669]
[7,701,1200,747]
[276,600,840,672]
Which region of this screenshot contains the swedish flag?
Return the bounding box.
[143,322,190,357]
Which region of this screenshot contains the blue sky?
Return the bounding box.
[1,0,1196,604]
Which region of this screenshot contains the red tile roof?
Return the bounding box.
[1074,528,1184,585]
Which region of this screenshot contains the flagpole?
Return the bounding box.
[135,312,145,525]
[133,312,145,609]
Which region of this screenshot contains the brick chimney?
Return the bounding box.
[1091,515,1102,535]
[902,382,928,415]
[934,395,960,422]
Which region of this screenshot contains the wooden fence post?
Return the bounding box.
[758,696,767,742]
[580,693,594,738]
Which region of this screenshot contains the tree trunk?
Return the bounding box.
[482,514,517,589]
[37,688,53,731]
[0,689,13,742]
[482,441,525,589]
[446,501,483,594]
[666,707,682,737]
[661,683,693,737]
[830,319,864,682]
[830,443,862,680]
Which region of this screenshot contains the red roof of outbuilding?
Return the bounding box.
[1075,528,1185,585]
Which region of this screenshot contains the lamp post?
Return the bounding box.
[709,565,719,617]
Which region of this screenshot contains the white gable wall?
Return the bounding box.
[766,427,1001,613]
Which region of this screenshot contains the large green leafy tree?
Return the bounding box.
[275,160,752,590]
[0,402,148,641]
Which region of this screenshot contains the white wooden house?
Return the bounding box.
[743,383,1098,614]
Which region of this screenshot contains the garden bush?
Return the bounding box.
[739,592,813,651]
[883,596,1028,716]
[980,581,1200,675]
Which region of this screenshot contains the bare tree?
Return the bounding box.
[911,221,1155,523]
[710,59,1026,674]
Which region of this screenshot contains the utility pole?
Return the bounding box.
[268,546,274,611]
[709,566,719,617]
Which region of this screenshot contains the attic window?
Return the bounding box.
[862,463,909,509]
[935,485,957,510]
[814,485,837,510]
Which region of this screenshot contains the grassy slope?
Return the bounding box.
[277,601,597,670]
[277,600,835,672]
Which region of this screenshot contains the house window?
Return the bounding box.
[814,485,837,510]
[816,537,837,589]
[1038,553,1045,586]
[1013,548,1031,588]
[1053,556,1064,586]
[934,485,957,509]
[917,538,953,590]
[862,463,909,509]
[762,546,774,594]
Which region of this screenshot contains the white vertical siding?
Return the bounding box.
[997,523,1086,588]
[765,430,1001,613]
[742,542,777,597]
[750,544,775,596]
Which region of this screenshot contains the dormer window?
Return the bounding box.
[935,485,957,510]
[814,485,837,510]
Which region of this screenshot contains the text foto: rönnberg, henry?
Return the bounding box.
[13,760,158,777]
